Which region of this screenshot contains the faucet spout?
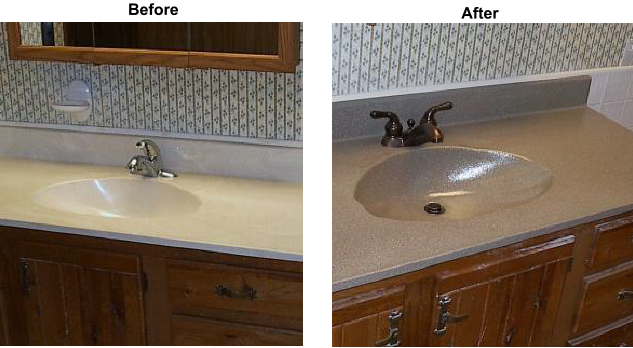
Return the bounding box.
[370,102,452,148]
[126,140,177,178]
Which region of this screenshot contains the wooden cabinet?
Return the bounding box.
[167,260,303,345]
[568,314,633,346]
[10,241,146,345]
[428,236,572,347]
[574,260,633,335]
[333,210,633,347]
[332,307,402,347]
[171,314,302,346]
[333,231,576,346]
[0,270,9,345]
[0,225,302,346]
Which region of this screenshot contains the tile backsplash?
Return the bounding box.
[587,67,633,131]
[0,23,303,142]
[333,23,633,96]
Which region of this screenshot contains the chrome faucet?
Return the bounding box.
[126,139,177,178]
[370,102,452,147]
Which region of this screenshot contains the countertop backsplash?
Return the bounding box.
[0,23,303,144]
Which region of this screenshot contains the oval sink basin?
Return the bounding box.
[355,146,553,221]
[32,177,201,218]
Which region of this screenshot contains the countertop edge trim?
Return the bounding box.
[0,219,303,263]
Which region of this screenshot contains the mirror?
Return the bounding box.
[8,22,298,72]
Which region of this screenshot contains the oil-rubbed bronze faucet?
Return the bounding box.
[370,102,452,147]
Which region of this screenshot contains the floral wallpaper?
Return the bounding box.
[332,23,633,96]
[19,22,41,46]
[0,23,303,141]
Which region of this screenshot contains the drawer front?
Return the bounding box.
[574,261,633,335]
[171,314,302,346]
[168,260,302,320]
[590,216,633,272]
[569,314,633,347]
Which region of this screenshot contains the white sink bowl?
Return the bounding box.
[32,177,201,218]
[355,146,553,221]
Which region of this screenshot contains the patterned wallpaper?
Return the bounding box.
[19,22,65,46]
[0,23,303,142]
[19,22,41,46]
[332,23,633,96]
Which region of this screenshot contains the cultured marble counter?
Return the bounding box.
[333,107,633,291]
[0,158,302,261]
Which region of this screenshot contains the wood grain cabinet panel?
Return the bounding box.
[0,283,8,345]
[574,260,633,336]
[167,259,302,331]
[332,307,402,347]
[171,314,302,346]
[0,226,303,346]
[427,237,573,347]
[588,216,633,273]
[10,241,145,345]
[568,314,633,347]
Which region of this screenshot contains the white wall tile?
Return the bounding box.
[589,104,602,112]
[601,101,625,123]
[587,72,608,105]
[604,70,633,103]
[627,77,633,100]
[623,100,633,128]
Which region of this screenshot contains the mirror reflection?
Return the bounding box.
[18,22,280,54]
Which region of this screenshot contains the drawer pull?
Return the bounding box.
[214,284,257,300]
[434,296,470,336]
[618,289,633,300]
[375,311,402,347]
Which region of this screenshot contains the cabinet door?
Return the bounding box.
[425,235,574,347]
[333,307,402,347]
[10,241,146,345]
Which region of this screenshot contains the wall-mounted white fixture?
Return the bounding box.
[51,80,92,122]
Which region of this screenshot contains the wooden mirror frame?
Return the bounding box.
[6,22,299,73]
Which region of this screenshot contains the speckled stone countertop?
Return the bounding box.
[333,107,633,291]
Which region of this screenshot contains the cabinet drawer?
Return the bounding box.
[167,260,302,321]
[171,314,302,346]
[589,216,633,272]
[574,260,633,335]
[568,314,633,346]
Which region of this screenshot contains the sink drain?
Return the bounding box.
[424,202,445,215]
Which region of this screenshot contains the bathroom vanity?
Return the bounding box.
[332,76,633,346]
[333,213,633,346]
[0,226,302,345]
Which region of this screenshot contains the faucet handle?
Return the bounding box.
[422,102,453,126]
[370,110,403,137]
[136,139,160,160]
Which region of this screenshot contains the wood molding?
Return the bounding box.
[6,22,299,72]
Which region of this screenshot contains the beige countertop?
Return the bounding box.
[0,158,302,261]
[333,106,633,291]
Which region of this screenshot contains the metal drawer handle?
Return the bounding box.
[375,311,402,347]
[618,289,633,300]
[215,284,257,300]
[434,296,470,336]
